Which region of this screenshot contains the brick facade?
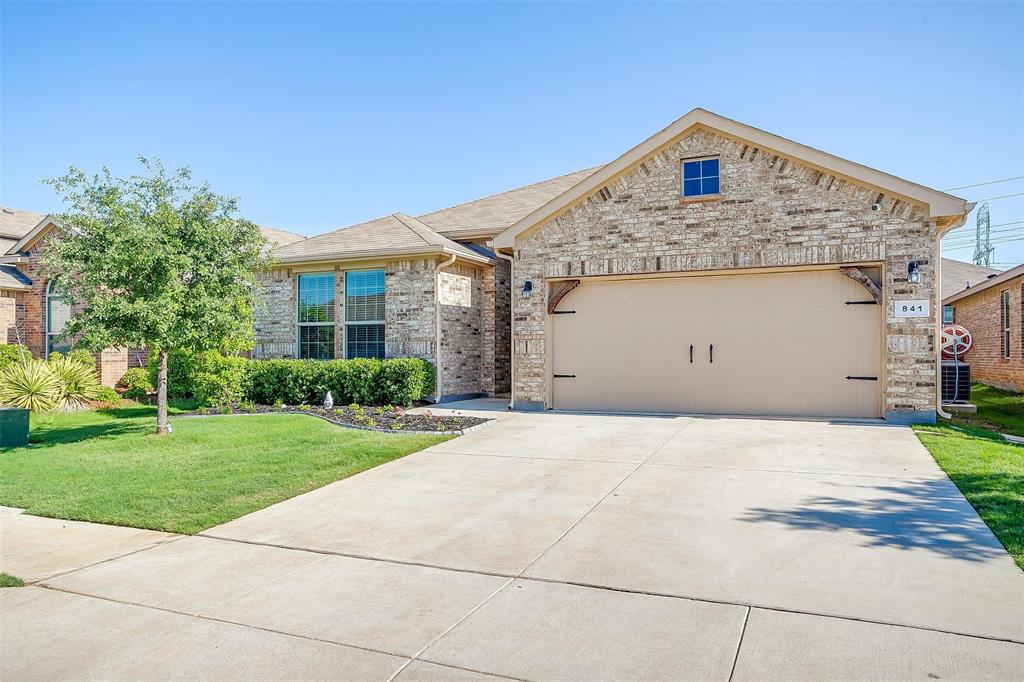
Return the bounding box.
[510,128,939,421]
[951,275,1024,392]
[253,256,507,400]
[0,248,127,387]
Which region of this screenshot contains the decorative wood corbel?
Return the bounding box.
[547,279,580,314]
[840,267,882,304]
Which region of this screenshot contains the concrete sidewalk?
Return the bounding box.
[3,407,1022,680]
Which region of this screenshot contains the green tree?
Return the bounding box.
[42,157,269,434]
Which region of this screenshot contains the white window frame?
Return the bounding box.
[344,268,386,359]
[296,272,336,360]
[46,280,72,356]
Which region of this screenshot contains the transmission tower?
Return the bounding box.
[973,203,994,266]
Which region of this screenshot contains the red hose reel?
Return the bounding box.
[941,325,973,359]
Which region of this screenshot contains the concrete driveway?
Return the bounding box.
[4,403,1023,680]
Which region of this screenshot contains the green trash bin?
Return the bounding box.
[0,407,29,448]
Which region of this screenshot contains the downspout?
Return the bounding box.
[496,251,515,410]
[935,255,952,420]
[934,204,975,420]
[434,253,457,403]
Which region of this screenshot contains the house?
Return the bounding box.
[0,207,304,386]
[943,263,1024,392]
[4,109,978,421]
[256,109,973,423]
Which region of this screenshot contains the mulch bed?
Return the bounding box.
[179,403,490,434]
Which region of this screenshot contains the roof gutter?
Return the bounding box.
[433,253,458,403]
[934,203,975,422]
[271,245,493,268]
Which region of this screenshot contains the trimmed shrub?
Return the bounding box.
[377,358,430,406]
[67,348,97,368]
[191,353,248,407]
[94,386,120,404]
[146,350,248,407]
[242,357,434,407]
[118,367,153,400]
[0,345,31,371]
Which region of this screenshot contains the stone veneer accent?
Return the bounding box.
[439,263,484,398]
[511,127,939,421]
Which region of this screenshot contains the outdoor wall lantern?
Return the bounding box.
[907,261,921,284]
[521,280,534,299]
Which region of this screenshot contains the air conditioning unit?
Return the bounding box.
[941,362,971,403]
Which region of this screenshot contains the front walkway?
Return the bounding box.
[3,406,1022,680]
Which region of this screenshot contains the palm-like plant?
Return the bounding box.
[0,360,62,412]
[47,355,102,409]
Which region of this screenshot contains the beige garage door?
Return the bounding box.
[551,269,882,418]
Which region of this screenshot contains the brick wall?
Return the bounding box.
[512,127,939,420]
[385,259,436,361]
[439,263,485,398]
[952,275,1024,392]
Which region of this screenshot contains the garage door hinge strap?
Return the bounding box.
[553,374,576,379]
[552,310,576,314]
[845,300,878,305]
[846,376,878,381]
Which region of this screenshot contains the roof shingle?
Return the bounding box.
[417,168,598,238]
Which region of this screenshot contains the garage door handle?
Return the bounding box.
[553,374,576,379]
[689,345,693,363]
[709,344,713,363]
[846,376,878,381]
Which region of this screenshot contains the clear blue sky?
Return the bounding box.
[2,2,1022,267]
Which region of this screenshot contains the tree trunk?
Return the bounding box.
[156,349,170,435]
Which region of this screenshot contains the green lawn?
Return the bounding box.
[0,404,449,534]
[914,421,1024,570]
[0,573,25,588]
[949,383,1024,436]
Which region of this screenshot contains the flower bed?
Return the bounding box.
[181,403,490,434]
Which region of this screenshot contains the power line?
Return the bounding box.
[944,176,1024,191]
[947,219,1024,232]
[970,192,1024,203]
[944,225,1024,244]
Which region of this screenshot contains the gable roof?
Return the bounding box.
[941,258,1000,299]
[259,225,305,248]
[944,263,1024,305]
[271,212,493,265]
[417,168,599,239]
[0,207,306,257]
[494,108,973,249]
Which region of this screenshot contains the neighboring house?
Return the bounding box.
[0,207,304,385]
[256,109,973,423]
[943,263,1024,392]
[940,258,999,301]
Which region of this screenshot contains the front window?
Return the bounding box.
[46,281,73,356]
[297,273,335,359]
[1001,290,1011,359]
[345,270,385,358]
[942,305,954,324]
[682,157,720,197]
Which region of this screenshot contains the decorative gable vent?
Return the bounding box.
[598,186,612,202]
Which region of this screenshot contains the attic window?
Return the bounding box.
[682,157,720,197]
